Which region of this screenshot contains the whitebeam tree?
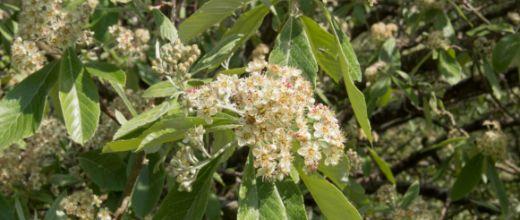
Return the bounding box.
[0,0,519,219]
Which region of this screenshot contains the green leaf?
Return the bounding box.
[467,23,515,37]
[0,62,59,150]
[136,116,205,151]
[154,153,225,220]
[299,171,362,220]
[450,154,484,201]
[59,48,100,144]
[300,16,342,82]
[276,180,307,220]
[0,194,15,220]
[0,22,13,42]
[113,100,179,140]
[399,181,420,209]
[318,156,349,189]
[438,49,463,85]
[486,159,509,217]
[78,151,127,191]
[219,67,247,75]
[316,7,373,142]
[482,59,503,99]
[238,153,303,220]
[193,5,270,73]
[368,148,396,185]
[191,34,243,73]
[269,16,318,86]
[152,9,178,42]
[342,179,369,208]
[205,194,222,220]
[379,38,401,71]
[44,194,66,220]
[137,128,184,151]
[178,0,250,42]
[222,5,270,46]
[102,138,142,153]
[91,7,118,42]
[131,154,166,218]
[85,61,136,116]
[432,10,455,38]
[105,116,207,153]
[142,81,179,98]
[111,82,138,116]
[85,62,126,86]
[492,34,520,73]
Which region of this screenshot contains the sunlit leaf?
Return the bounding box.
[178,0,251,42]
[299,171,362,220]
[0,62,59,150]
[450,154,484,201]
[113,100,179,140]
[269,16,318,86]
[59,48,100,144]
[85,61,126,86]
[399,181,420,209]
[238,153,305,220]
[153,9,178,42]
[316,6,373,142]
[368,148,396,185]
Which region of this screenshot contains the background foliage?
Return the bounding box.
[0,0,519,219]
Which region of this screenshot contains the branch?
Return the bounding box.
[370,68,519,132]
[358,116,520,193]
[113,152,146,219]
[395,181,500,215]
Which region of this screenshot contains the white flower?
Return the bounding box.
[60,188,104,220]
[96,208,112,220]
[370,22,398,41]
[245,59,267,74]
[182,64,346,180]
[298,142,322,171]
[109,25,151,64]
[11,37,47,75]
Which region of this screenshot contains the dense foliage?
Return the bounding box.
[0,0,519,219]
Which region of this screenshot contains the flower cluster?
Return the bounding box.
[152,39,201,82]
[346,148,362,174]
[476,121,508,161]
[58,188,107,220]
[11,38,47,76]
[0,118,68,195]
[508,12,520,25]
[426,31,450,50]
[166,126,208,191]
[12,0,97,75]
[370,22,398,41]
[109,25,151,64]
[364,60,387,84]
[251,43,270,61]
[0,8,8,20]
[184,63,346,180]
[17,0,97,47]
